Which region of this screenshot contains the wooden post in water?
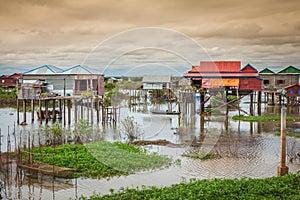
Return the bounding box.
[45,99,49,124]
[67,99,71,126]
[38,98,42,124]
[101,103,105,125]
[23,99,26,123]
[81,102,84,119]
[250,93,254,116]
[257,91,262,116]
[272,92,275,105]
[17,98,19,124]
[278,106,289,176]
[59,99,62,119]
[96,96,100,123]
[200,92,205,115]
[52,99,56,122]
[31,99,34,123]
[74,98,77,124]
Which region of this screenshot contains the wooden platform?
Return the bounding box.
[18,163,78,178]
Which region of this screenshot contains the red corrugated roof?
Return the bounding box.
[199,61,241,73]
[183,72,258,78]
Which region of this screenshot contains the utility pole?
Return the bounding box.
[278,106,289,176]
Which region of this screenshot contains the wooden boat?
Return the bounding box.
[150,109,180,115]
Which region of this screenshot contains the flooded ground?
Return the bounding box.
[1,95,300,199]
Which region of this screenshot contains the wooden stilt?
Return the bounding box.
[63,99,66,126]
[38,98,42,124]
[81,103,84,120]
[96,97,100,123]
[74,99,77,124]
[23,99,26,123]
[250,93,254,116]
[59,99,62,119]
[31,99,34,123]
[45,100,49,124]
[257,91,262,116]
[17,98,20,124]
[68,99,71,126]
[200,92,205,115]
[53,99,57,122]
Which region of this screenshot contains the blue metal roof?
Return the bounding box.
[240,63,258,72]
[23,65,63,74]
[62,65,93,74]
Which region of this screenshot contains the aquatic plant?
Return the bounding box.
[119,116,143,142]
[30,141,171,178]
[182,151,216,160]
[232,115,300,122]
[79,172,300,199]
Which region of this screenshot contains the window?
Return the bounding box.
[276,80,285,84]
[263,80,269,85]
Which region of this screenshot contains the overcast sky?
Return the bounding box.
[0,0,299,76]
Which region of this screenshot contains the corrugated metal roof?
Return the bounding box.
[62,65,93,74]
[24,65,63,75]
[277,66,300,74]
[259,68,275,74]
[262,66,283,73]
[199,61,241,72]
[240,64,258,72]
[183,72,259,78]
[142,75,171,83]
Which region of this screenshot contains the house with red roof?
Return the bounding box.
[183,61,262,92]
[0,73,23,89]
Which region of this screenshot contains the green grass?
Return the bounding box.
[182,151,216,160]
[274,131,300,138]
[29,141,171,178]
[78,173,300,199]
[232,115,300,122]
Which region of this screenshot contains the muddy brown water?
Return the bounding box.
[0,96,300,199]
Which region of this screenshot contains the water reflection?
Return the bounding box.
[0,99,300,199]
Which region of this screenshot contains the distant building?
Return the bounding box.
[107,77,118,83]
[284,84,300,97]
[183,61,262,92]
[19,65,104,99]
[0,73,23,89]
[142,75,171,90]
[259,66,300,90]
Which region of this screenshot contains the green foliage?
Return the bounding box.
[119,116,143,142]
[182,151,215,160]
[30,141,171,178]
[232,115,300,122]
[274,131,300,138]
[40,92,48,98]
[81,172,300,199]
[104,82,116,90]
[50,122,63,137]
[104,88,123,106]
[117,81,142,90]
[0,88,17,106]
[76,119,93,135]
